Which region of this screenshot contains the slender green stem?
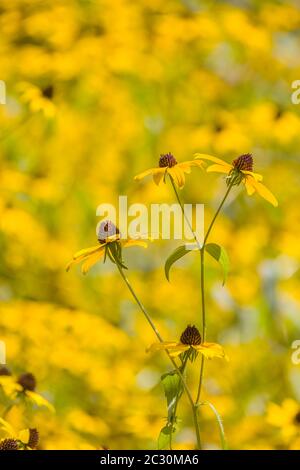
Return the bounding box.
[170,355,188,450]
[170,177,202,251]
[203,182,233,245]
[196,181,233,404]
[115,262,202,449]
[198,401,228,450]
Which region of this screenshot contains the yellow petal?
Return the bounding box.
[177,163,191,174]
[168,166,185,188]
[72,245,102,260]
[134,167,158,181]
[148,342,189,357]
[248,178,278,207]
[206,164,230,175]
[244,178,256,195]
[81,249,105,274]
[26,391,55,412]
[168,345,190,357]
[66,248,102,272]
[153,168,166,185]
[66,257,85,272]
[0,417,15,437]
[185,159,205,169]
[122,239,148,249]
[194,342,228,360]
[195,153,232,170]
[242,170,263,181]
[18,429,30,444]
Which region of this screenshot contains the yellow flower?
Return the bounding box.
[267,399,300,440]
[66,220,147,274]
[0,371,54,412]
[148,325,228,360]
[17,82,56,118]
[134,153,204,189]
[0,418,39,450]
[195,153,278,207]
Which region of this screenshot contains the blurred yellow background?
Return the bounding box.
[0,0,300,450]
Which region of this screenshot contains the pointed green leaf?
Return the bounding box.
[205,243,229,285]
[158,425,174,450]
[164,244,198,282]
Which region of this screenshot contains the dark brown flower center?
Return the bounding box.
[97,220,120,244]
[159,153,177,168]
[28,429,39,449]
[0,366,11,376]
[0,438,19,451]
[17,372,36,392]
[294,411,300,425]
[232,154,253,172]
[180,325,202,345]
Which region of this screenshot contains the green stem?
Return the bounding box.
[196,182,233,404]
[169,177,202,251]
[170,355,188,450]
[115,262,202,450]
[203,182,233,245]
[198,401,228,450]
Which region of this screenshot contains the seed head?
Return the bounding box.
[232,153,253,172]
[17,372,36,392]
[28,428,39,449]
[0,439,19,451]
[97,220,119,244]
[159,153,177,168]
[0,366,11,376]
[180,325,202,346]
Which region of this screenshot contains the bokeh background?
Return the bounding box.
[1,0,300,450]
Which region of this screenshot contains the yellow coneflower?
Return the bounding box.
[0,419,39,450]
[148,325,228,361]
[134,153,204,189]
[195,153,278,207]
[267,399,300,440]
[66,220,147,274]
[0,371,54,412]
[17,82,56,118]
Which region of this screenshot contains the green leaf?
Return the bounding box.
[158,425,174,450]
[161,370,182,420]
[205,243,229,285]
[164,244,198,281]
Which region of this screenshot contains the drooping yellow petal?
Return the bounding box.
[195,153,232,170]
[168,345,190,357]
[18,429,30,445]
[242,170,263,181]
[0,417,15,437]
[186,159,205,169]
[194,342,228,360]
[72,245,102,260]
[176,162,191,174]
[0,376,21,398]
[81,249,105,274]
[122,239,148,249]
[147,341,188,356]
[134,167,158,181]
[168,166,185,188]
[206,164,230,175]
[26,391,55,412]
[244,178,255,195]
[152,168,166,185]
[247,178,278,207]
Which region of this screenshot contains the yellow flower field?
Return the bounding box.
[0,0,300,450]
